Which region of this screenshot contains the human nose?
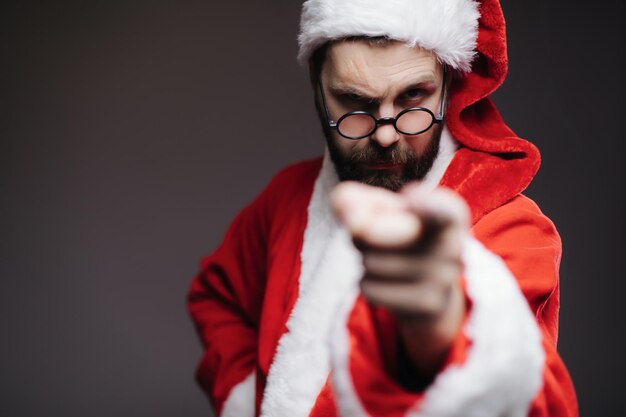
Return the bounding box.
[370,104,400,147]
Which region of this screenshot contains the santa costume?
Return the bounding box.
[187,0,579,416]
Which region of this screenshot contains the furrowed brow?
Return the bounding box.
[329,73,439,100]
[329,83,379,101]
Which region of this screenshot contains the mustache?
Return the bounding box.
[346,143,416,165]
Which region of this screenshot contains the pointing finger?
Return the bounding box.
[331,181,413,242]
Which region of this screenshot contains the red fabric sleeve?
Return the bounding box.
[333,194,578,417]
[187,192,269,415]
[472,195,578,416]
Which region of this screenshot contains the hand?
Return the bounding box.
[330,181,470,376]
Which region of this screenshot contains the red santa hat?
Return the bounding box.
[298,0,542,223]
[298,0,481,73]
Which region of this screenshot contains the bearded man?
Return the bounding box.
[187,1,579,416]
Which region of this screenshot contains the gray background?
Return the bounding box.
[1,1,624,416]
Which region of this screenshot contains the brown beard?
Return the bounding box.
[323,124,442,192]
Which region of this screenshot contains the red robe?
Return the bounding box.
[188,1,578,415]
[187,149,577,417]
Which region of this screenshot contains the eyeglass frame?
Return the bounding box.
[317,65,448,140]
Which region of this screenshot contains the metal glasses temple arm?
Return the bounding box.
[317,79,337,128]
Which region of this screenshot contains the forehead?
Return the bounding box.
[324,39,440,87]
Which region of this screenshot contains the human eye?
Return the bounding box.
[338,92,376,109]
[403,88,426,100]
[342,92,372,104]
[345,92,363,101]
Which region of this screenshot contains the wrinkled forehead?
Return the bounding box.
[323,39,441,87]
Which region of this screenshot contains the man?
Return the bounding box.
[188,0,578,416]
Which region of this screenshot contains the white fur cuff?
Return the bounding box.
[221,371,256,417]
[329,237,546,417]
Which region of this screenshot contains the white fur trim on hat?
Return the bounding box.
[298,0,481,72]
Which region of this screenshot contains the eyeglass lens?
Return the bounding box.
[337,108,434,139]
[338,113,376,138]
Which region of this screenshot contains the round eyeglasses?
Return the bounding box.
[318,66,447,140]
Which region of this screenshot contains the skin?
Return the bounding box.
[320,40,470,381]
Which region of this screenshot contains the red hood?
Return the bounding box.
[443,0,541,223]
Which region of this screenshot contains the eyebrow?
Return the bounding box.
[329,74,438,101]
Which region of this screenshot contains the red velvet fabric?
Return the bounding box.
[443,0,541,223]
[187,158,322,415]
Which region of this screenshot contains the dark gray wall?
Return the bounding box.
[1,1,624,416]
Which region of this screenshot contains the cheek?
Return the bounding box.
[405,131,434,157]
[331,133,364,155]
